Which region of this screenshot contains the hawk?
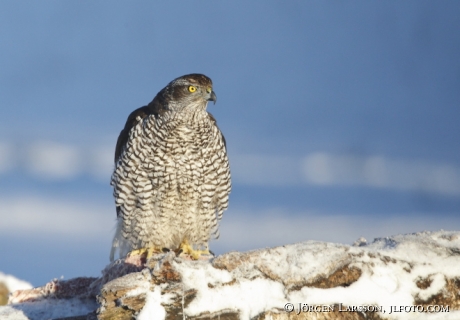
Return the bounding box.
[110,74,231,261]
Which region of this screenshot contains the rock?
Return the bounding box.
[2,230,460,320]
[4,277,98,320]
[96,230,460,319]
[9,277,98,304]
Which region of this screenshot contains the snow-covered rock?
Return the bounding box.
[1,230,460,320]
[2,277,98,320]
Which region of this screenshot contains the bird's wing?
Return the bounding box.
[114,94,169,163]
[114,106,150,163]
[113,95,168,222]
[207,112,227,149]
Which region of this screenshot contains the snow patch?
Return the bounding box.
[137,285,173,320]
[1,298,97,320]
[0,306,28,320]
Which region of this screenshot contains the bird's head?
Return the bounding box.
[155,74,217,113]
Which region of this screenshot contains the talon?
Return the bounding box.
[128,246,162,259]
[178,239,212,260]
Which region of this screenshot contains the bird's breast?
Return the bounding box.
[149,122,216,193]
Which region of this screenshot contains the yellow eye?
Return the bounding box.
[206,87,212,93]
[188,85,197,93]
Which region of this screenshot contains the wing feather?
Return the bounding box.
[114,93,168,163]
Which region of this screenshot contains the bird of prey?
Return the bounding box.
[110,74,231,261]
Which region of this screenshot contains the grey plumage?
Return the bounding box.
[110,74,231,261]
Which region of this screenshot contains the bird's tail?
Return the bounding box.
[110,218,123,261]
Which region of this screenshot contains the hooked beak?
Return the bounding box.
[208,91,217,105]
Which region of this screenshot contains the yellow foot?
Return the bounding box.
[128,246,162,260]
[179,240,212,260]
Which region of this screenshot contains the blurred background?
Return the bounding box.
[1,1,459,287]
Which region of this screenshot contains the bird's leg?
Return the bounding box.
[178,239,212,260]
[128,246,163,259]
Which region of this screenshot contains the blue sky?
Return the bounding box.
[1,1,459,286]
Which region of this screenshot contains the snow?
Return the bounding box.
[175,261,286,319]
[0,298,97,320]
[0,273,32,293]
[137,285,173,320]
[0,306,28,320]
